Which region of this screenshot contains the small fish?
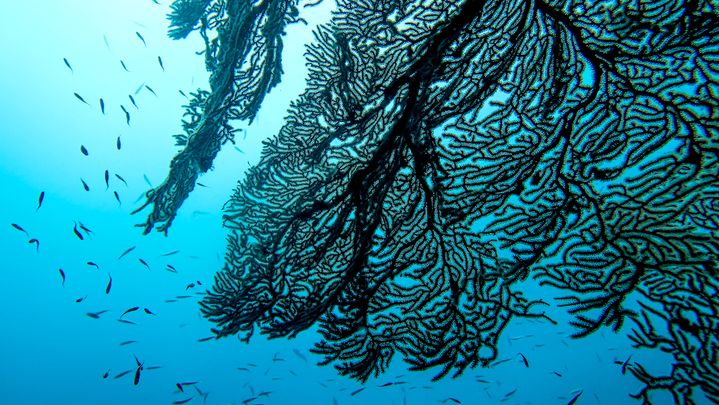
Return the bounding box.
[115,174,127,186]
[74,93,90,105]
[620,355,632,375]
[120,306,140,318]
[552,371,563,377]
[78,222,94,237]
[350,387,365,396]
[106,273,112,294]
[87,261,99,269]
[81,179,90,191]
[196,280,202,286]
[172,398,193,405]
[36,191,45,211]
[75,295,87,303]
[128,95,137,109]
[119,340,137,346]
[114,370,133,379]
[519,353,529,368]
[144,85,156,96]
[185,283,195,290]
[157,56,164,71]
[143,308,155,315]
[103,34,110,49]
[138,258,150,270]
[118,246,136,260]
[28,238,39,251]
[164,299,177,303]
[73,222,84,240]
[197,336,214,342]
[120,60,129,72]
[196,182,207,187]
[118,319,137,325]
[143,174,152,187]
[63,58,73,73]
[145,366,163,370]
[116,136,122,150]
[103,369,110,379]
[176,383,184,392]
[120,105,130,125]
[100,98,105,114]
[80,145,89,155]
[166,264,177,273]
[59,269,66,286]
[444,398,461,404]
[175,295,192,299]
[134,83,145,95]
[567,391,583,405]
[11,223,29,237]
[179,90,187,98]
[181,381,199,386]
[86,310,110,319]
[292,349,307,363]
[378,382,393,387]
[114,191,121,206]
[234,146,244,154]
[105,170,110,190]
[160,250,180,257]
[136,31,146,46]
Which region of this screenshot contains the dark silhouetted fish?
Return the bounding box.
[185,283,195,290]
[136,31,146,46]
[118,319,137,325]
[103,34,110,50]
[128,95,137,109]
[81,179,90,191]
[103,369,110,379]
[80,145,89,156]
[115,174,127,186]
[350,388,365,396]
[36,191,45,211]
[120,307,140,318]
[143,308,155,315]
[75,295,87,303]
[11,223,29,237]
[179,90,187,98]
[105,170,110,189]
[74,93,90,105]
[145,366,162,370]
[176,383,184,392]
[157,56,164,71]
[133,355,143,385]
[78,222,94,237]
[86,310,109,319]
[172,398,193,405]
[106,273,112,294]
[120,105,130,125]
[196,280,202,286]
[116,136,122,150]
[59,268,66,286]
[118,246,136,260]
[138,258,150,270]
[73,222,84,240]
[197,336,214,342]
[144,85,156,96]
[160,250,180,257]
[519,353,529,368]
[196,182,207,187]
[119,340,137,346]
[552,371,563,377]
[120,60,129,72]
[114,191,121,206]
[87,261,99,269]
[619,355,632,375]
[63,58,73,73]
[567,391,583,405]
[166,264,177,273]
[143,174,152,187]
[114,369,132,379]
[100,98,105,114]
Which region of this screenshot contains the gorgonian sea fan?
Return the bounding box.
[150,0,718,401]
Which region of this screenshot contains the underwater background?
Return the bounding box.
[0,1,712,404]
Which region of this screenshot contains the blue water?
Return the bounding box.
[0,1,691,404]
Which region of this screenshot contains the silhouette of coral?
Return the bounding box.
[148,0,718,399]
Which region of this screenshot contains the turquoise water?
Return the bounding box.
[0,1,713,404]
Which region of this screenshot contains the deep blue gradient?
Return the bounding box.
[0,1,677,404]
